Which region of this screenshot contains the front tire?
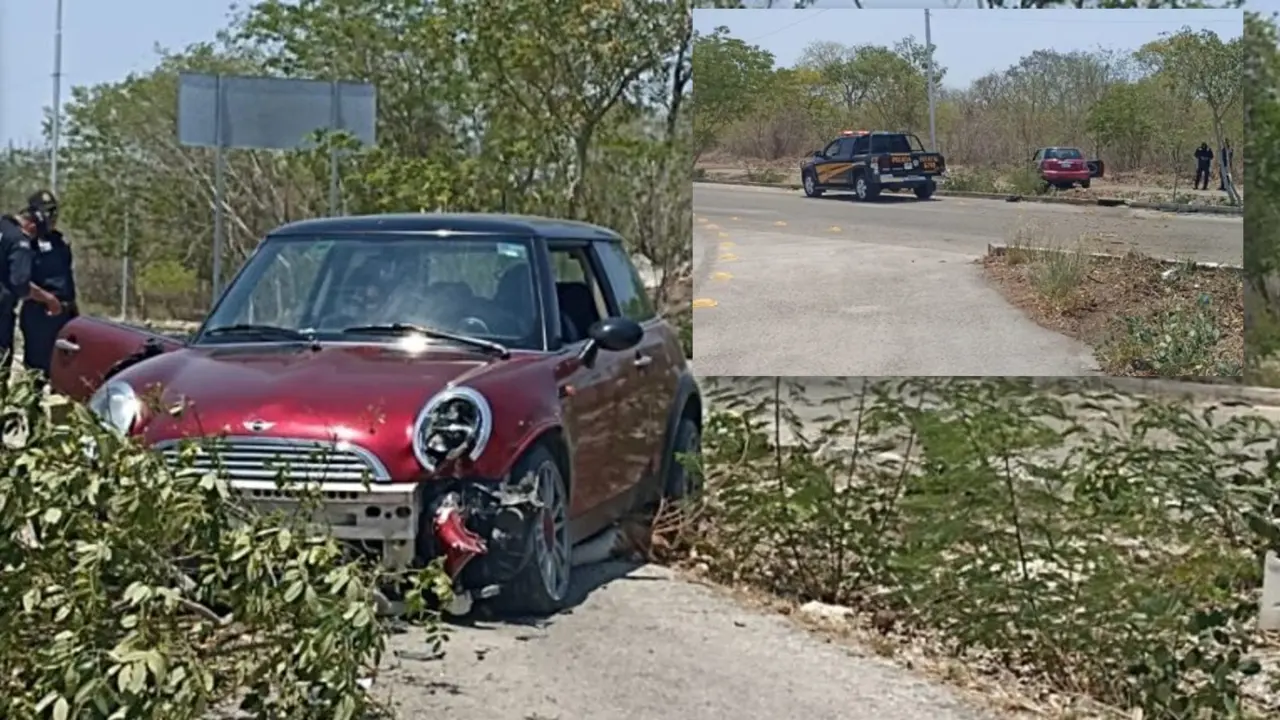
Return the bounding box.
[913,181,936,200]
[493,444,572,616]
[664,417,702,501]
[803,172,823,197]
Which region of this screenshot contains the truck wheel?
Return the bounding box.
[913,181,936,200]
[803,172,823,197]
[492,444,572,616]
[855,175,880,201]
[1080,179,1091,189]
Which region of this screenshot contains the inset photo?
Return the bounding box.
[692,6,1243,377]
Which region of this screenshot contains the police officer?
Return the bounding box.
[1194,142,1214,190]
[0,191,62,388]
[19,190,76,381]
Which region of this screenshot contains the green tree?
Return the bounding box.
[691,27,776,161]
[1137,28,1244,204]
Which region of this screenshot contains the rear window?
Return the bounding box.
[1046,148,1083,160]
[870,134,925,153]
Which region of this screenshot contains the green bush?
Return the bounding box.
[1103,294,1235,376]
[678,377,1278,717]
[0,372,450,720]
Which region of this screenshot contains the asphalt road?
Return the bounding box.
[692,183,1244,376]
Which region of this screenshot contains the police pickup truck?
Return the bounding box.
[800,130,946,201]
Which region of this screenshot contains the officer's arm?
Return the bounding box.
[5,235,33,298]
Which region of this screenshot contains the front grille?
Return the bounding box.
[154,436,390,484]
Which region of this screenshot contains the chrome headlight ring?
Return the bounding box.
[87,380,141,435]
[412,386,492,472]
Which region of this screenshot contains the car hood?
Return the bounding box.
[131,343,497,443]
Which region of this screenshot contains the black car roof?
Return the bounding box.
[268,213,622,242]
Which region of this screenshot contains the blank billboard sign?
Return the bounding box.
[177,72,377,151]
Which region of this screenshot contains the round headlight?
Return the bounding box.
[87,381,141,434]
[412,387,492,471]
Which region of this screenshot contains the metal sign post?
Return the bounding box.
[177,73,377,304]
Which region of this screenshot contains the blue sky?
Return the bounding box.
[0,1,1251,147]
[694,6,1243,89]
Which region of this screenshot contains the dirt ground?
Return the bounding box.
[981,250,1243,376]
[696,154,1243,207]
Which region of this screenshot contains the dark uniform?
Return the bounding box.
[1194,143,1213,190]
[21,229,76,375]
[0,214,35,385]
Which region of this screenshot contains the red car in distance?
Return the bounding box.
[1031,146,1103,190]
[49,213,702,617]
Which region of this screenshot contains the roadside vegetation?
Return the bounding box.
[692,19,1243,207]
[663,377,1279,719]
[982,221,1243,377]
[0,0,692,357]
[1246,10,1280,384]
[0,371,451,719]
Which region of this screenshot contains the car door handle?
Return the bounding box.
[55,338,80,353]
[633,354,653,369]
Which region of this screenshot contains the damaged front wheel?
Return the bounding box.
[494,444,572,616]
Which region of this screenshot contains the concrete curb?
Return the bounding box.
[692,179,1243,216]
[985,242,1243,272]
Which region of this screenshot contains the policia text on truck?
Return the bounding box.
[800,130,946,202]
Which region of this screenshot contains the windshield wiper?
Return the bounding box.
[203,324,318,345]
[339,323,510,359]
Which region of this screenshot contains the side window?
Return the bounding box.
[822,140,842,157]
[548,245,609,344]
[850,135,870,156]
[594,242,655,323]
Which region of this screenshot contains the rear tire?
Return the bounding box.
[855,174,880,201]
[492,444,572,616]
[913,181,936,200]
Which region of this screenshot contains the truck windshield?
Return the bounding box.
[198,234,544,350]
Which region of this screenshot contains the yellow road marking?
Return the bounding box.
[774,221,787,227]
[731,216,740,221]
[828,226,841,232]
[705,223,719,230]
[719,241,735,249]
[692,298,718,309]
[717,231,730,238]
[711,271,733,281]
[696,217,708,223]
[719,253,738,262]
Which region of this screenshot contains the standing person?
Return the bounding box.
[0,191,62,390]
[19,190,77,383]
[1194,142,1213,190]
[1219,138,1234,192]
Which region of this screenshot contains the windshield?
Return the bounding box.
[1046,148,1083,160]
[198,234,542,350]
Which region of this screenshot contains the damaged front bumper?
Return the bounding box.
[228,472,545,615]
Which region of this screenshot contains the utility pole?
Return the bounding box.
[924,9,938,151]
[51,0,65,193]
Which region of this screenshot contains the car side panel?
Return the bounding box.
[49,317,185,401]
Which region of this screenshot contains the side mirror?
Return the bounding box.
[810,149,823,157]
[578,317,643,367]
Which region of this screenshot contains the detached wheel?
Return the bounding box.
[493,445,571,616]
[854,174,880,201]
[913,181,936,200]
[802,172,823,197]
[664,416,702,501]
